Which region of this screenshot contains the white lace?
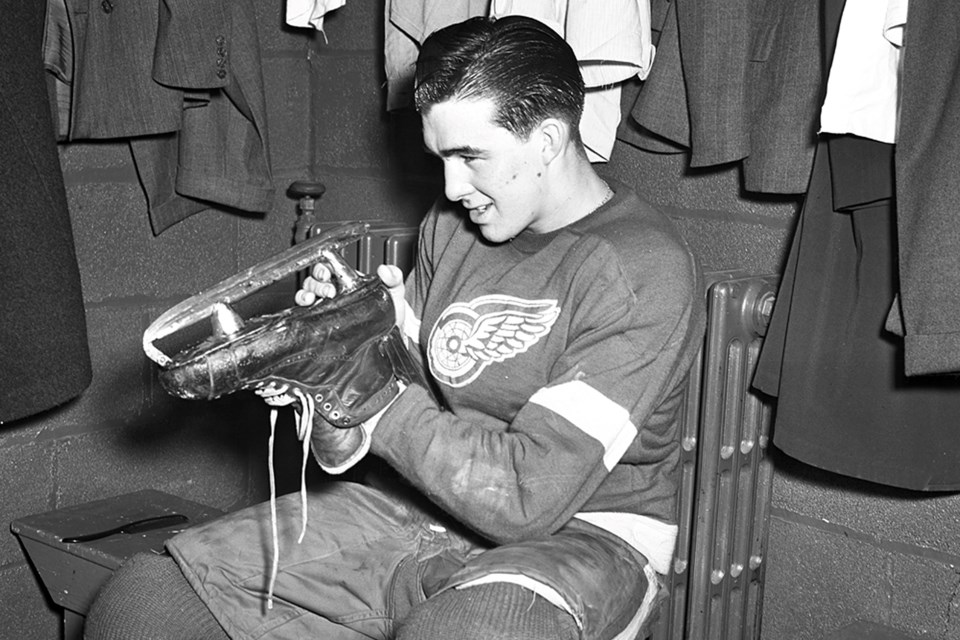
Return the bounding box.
[257,383,315,610]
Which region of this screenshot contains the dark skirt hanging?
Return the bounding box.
[754,133,960,491]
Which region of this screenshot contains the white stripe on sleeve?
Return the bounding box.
[529,380,637,470]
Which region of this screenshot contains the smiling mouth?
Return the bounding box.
[468,204,490,220]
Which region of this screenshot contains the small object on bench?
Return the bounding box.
[60,513,190,543]
[11,489,224,640]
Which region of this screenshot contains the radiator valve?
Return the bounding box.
[288,180,326,245]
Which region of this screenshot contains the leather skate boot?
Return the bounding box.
[143,223,407,428]
[159,274,399,426]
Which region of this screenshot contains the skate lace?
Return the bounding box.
[261,384,314,610]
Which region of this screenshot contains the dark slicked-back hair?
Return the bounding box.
[414,15,585,141]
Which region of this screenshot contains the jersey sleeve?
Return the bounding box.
[400,203,441,350]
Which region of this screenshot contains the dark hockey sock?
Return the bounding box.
[397,582,579,640]
[84,552,228,640]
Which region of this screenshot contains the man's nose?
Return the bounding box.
[443,161,472,202]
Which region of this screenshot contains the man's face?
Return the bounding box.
[422,97,547,243]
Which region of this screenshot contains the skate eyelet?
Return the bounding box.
[322,402,333,412]
[330,410,341,420]
[314,393,324,402]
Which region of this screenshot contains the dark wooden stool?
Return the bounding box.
[11,490,224,640]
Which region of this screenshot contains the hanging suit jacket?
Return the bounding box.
[51,0,274,234]
[885,0,960,376]
[623,0,822,194]
[1,0,91,422]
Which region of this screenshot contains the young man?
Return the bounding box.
[85,15,704,640]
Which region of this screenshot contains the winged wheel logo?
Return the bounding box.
[428,295,560,388]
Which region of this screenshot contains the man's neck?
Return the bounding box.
[535,157,612,233]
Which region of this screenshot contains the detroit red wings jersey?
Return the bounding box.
[370,181,704,572]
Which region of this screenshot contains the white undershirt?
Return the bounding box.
[819,0,909,144]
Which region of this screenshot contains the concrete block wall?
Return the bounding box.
[762,451,960,639]
[308,2,440,231]
[600,133,796,275]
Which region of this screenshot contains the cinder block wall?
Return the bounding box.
[762,453,960,639]
[4,3,960,640]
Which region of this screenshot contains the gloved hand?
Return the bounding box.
[257,382,371,474]
[309,415,368,473]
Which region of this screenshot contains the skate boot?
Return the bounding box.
[143,223,403,427]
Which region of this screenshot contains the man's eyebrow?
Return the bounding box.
[424,145,486,158]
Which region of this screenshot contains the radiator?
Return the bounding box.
[332,222,419,276]
[651,272,778,640]
[319,222,778,640]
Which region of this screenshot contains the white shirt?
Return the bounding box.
[490,0,656,162]
[819,0,909,144]
[285,0,346,33]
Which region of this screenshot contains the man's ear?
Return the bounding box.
[537,118,568,164]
